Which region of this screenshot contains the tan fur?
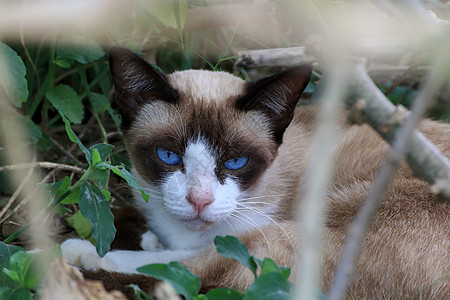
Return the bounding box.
[106,50,449,298]
[182,106,450,299]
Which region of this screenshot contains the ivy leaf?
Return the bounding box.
[137,261,201,300]
[79,182,116,257]
[56,35,105,64]
[0,242,24,287]
[244,272,291,300]
[0,43,29,106]
[47,84,84,124]
[214,236,257,278]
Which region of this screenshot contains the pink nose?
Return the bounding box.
[187,193,213,213]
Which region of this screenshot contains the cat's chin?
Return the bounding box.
[180,217,214,232]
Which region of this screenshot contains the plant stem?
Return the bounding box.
[27,43,56,118]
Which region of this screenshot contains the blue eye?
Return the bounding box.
[156,147,182,165]
[224,157,248,170]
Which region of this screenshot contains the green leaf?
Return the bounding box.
[260,258,282,276]
[89,144,114,165]
[4,247,59,290]
[280,266,291,280]
[42,176,71,199]
[0,43,29,106]
[91,149,102,166]
[0,242,24,287]
[244,273,291,300]
[1,115,44,146]
[143,0,187,29]
[90,168,109,190]
[60,187,81,205]
[260,257,290,279]
[89,93,110,113]
[96,162,149,202]
[79,182,116,257]
[53,58,71,69]
[137,261,200,300]
[205,288,245,300]
[66,211,93,239]
[56,35,105,64]
[61,114,90,163]
[214,236,257,277]
[0,287,32,300]
[47,84,84,124]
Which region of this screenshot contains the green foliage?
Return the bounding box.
[46,84,84,124]
[135,236,308,300]
[0,242,24,288]
[0,43,29,106]
[138,262,201,300]
[0,243,59,299]
[214,235,258,278]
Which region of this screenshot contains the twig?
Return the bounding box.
[328,44,450,300]
[50,137,83,164]
[236,47,315,69]
[0,166,34,220]
[345,60,450,201]
[296,59,349,299]
[0,161,85,173]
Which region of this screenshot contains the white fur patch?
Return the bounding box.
[140,230,163,251]
[61,238,197,274]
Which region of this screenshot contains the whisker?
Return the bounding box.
[240,194,286,202]
[236,204,294,250]
[232,211,269,245]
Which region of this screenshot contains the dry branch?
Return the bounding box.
[0,161,84,174]
[329,47,450,299]
[235,38,424,69]
[345,61,450,201]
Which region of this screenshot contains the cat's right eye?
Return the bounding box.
[156,147,182,165]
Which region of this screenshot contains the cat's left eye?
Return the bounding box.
[156,147,182,165]
[224,156,248,170]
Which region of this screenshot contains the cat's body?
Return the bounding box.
[62,47,450,299]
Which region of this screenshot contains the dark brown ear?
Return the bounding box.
[236,65,312,144]
[109,46,178,130]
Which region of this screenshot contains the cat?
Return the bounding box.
[61,46,450,299]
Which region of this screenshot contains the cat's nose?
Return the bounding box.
[187,193,213,214]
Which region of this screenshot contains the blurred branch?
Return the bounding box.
[329,44,450,300]
[235,38,424,68]
[0,162,85,174]
[0,166,34,221]
[236,47,315,68]
[345,59,450,201]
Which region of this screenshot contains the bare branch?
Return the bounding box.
[328,44,450,300]
[345,60,450,201]
[0,161,85,174]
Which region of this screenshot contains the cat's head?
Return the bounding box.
[109,47,311,232]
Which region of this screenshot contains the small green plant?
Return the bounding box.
[0,243,59,300]
[136,235,328,300]
[137,235,291,300]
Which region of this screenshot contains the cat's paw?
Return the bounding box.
[61,239,118,272]
[140,230,164,251]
